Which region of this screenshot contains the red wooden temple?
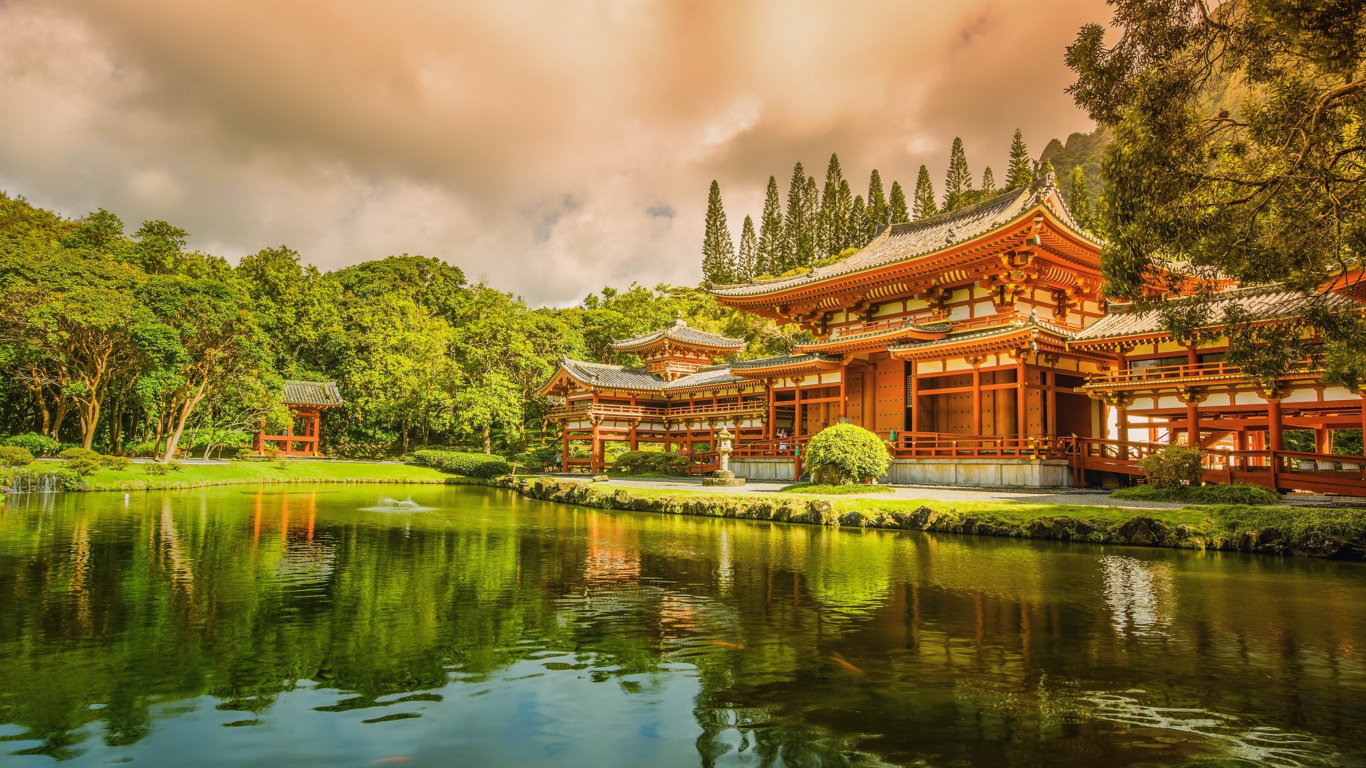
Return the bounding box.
[542,173,1366,492]
[254,380,345,457]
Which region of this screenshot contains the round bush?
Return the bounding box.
[144,462,169,476]
[3,433,61,456]
[1138,445,1205,490]
[58,447,101,462]
[803,424,890,485]
[63,457,104,476]
[0,446,34,468]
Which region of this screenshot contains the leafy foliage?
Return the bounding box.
[3,433,60,456]
[1113,482,1281,505]
[0,446,33,467]
[1137,445,1205,490]
[611,450,690,475]
[804,424,891,484]
[411,449,511,478]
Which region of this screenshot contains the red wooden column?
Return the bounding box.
[909,360,920,433]
[793,382,804,437]
[1046,369,1058,438]
[591,419,602,473]
[767,380,776,440]
[1117,403,1130,460]
[970,358,983,436]
[1360,391,1366,457]
[839,364,848,420]
[1186,398,1199,446]
[1267,393,1284,451]
[1016,352,1028,435]
[561,421,570,472]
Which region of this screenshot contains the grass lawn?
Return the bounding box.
[69,460,455,492]
[592,482,1214,528]
[778,482,896,495]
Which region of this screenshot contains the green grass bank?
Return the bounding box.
[42,460,460,492]
[496,475,1366,561]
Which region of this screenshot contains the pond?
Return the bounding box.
[1,486,1364,767]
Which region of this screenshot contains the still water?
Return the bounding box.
[1,486,1364,767]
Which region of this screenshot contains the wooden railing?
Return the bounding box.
[1075,437,1366,495]
[1085,359,1319,387]
[550,398,767,421]
[886,431,1076,460]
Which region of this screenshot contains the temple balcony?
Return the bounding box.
[1082,359,1323,391]
[549,397,768,422]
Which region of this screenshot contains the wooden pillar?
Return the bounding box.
[1267,394,1284,451]
[794,384,804,437]
[561,424,570,472]
[839,365,848,420]
[971,360,983,436]
[909,360,919,433]
[1186,399,1199,446]
[1117,404,1130,460]
[767,380,776,440]
[1016,354,1028,436]
[1046,371,1058,437]
[591,419,602,473]
[1360,392,1366,457]
[1315,427,1330,455]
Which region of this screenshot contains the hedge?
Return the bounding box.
[1112,483,1282,506]
[612,450,690,475]
[3,433,61,457]
[411,450,510,478]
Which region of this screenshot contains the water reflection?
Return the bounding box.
[0,487,1363,767]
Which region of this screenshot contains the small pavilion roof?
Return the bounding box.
[711,177,1090,300]
[887,316,1079,360]
[1070,284,1358,346]
[729,353,843,378]
[556,359,665,392]
[282,380,344,408]
[611,319,746,354]
[662,365,743,391]
[795,320,950,354]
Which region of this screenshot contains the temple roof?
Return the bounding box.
[558,359,664,392]
[611,319,746,353]
[1071,285,1357,344]
[887,316,1077,358]
[662,365,742,391]
[729,352,843,376]
[711,177,1090,299]
[795,320,950,353]
[282,380,344,408]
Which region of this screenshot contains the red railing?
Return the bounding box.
[885,431,1076,460]
[1085,359,1320,387]
[1075,437,1366,495]
[550,398,767,421]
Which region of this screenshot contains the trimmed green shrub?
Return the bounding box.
[1138,445,1205,490]
[58,448,132,471]
[334,438,392,460]
[612,450,690,475]
[0,446,34,468]
[1112,483,1281,505]
[412,450,510,478]
[63,457,104,476]
[4,433,61,456]
[166,460,186,472]
[804,424,890,485]
[144,462,169,476]
[513,447,559,471]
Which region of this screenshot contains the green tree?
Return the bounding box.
[781,163,807,272]
[847,195,868,249]
[799,174,820,266]
[1065,0,1366,384]
[756,176,783,276]
[866,170,888,239]
[736,215,757,280]
[818,153,849,257]
[911,166,937,220]
[941,137,974,211]
[235,246,341,377]
[1004,128,1033,191]
[888,181,910,224]
[329,254,468,325]
[449,286,546,453]
[980,166,997,200]
[1069,165,1092,230]
[701,180,736,284]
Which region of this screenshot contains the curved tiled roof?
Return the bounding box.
[282,380,344,407]
[1072,285,1357,343]
[711,181,1085,299]
[662,365,742,391]
[611,320,745,352]
[888,317,1076,354]
[559,359,665,392]
[796,320,950,352]
[729,353,843,374]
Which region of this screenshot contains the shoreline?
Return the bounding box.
[494,475,1366,562]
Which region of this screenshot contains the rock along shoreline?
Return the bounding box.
[494,475,1366,561]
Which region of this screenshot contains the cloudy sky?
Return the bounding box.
[0,0,1109,307]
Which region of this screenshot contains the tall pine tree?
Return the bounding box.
[736,215,758,279]
[941,137,973,211]
[782,162,807,273]
[1003,128,1032,191]
[912,165,938,220]
[848,195,868,249]
[834,178,853,252]
[866,170,888,239]
[980,167,997,199]
[756,175,783,276]
[701,180,735,283]
[799,175,820,267]
[1070,166,1092,230]
[818,153,848,257]
[888,181,910,224]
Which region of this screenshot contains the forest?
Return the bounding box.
[0,193,805,462]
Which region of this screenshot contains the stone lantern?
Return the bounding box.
[702,426,746,487]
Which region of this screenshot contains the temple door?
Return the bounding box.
[873,358,907,434]
[846,371,865,427]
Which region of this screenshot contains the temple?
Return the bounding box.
[255,380,345,457]
[542,174,1366,492]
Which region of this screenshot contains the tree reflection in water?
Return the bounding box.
[0,486,1363,767]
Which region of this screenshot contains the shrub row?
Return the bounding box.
[411,450,510,478]
[0,446,34,468]
[611,450,690,475]
[2,433,65,457]
[1112,483,1282,506]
